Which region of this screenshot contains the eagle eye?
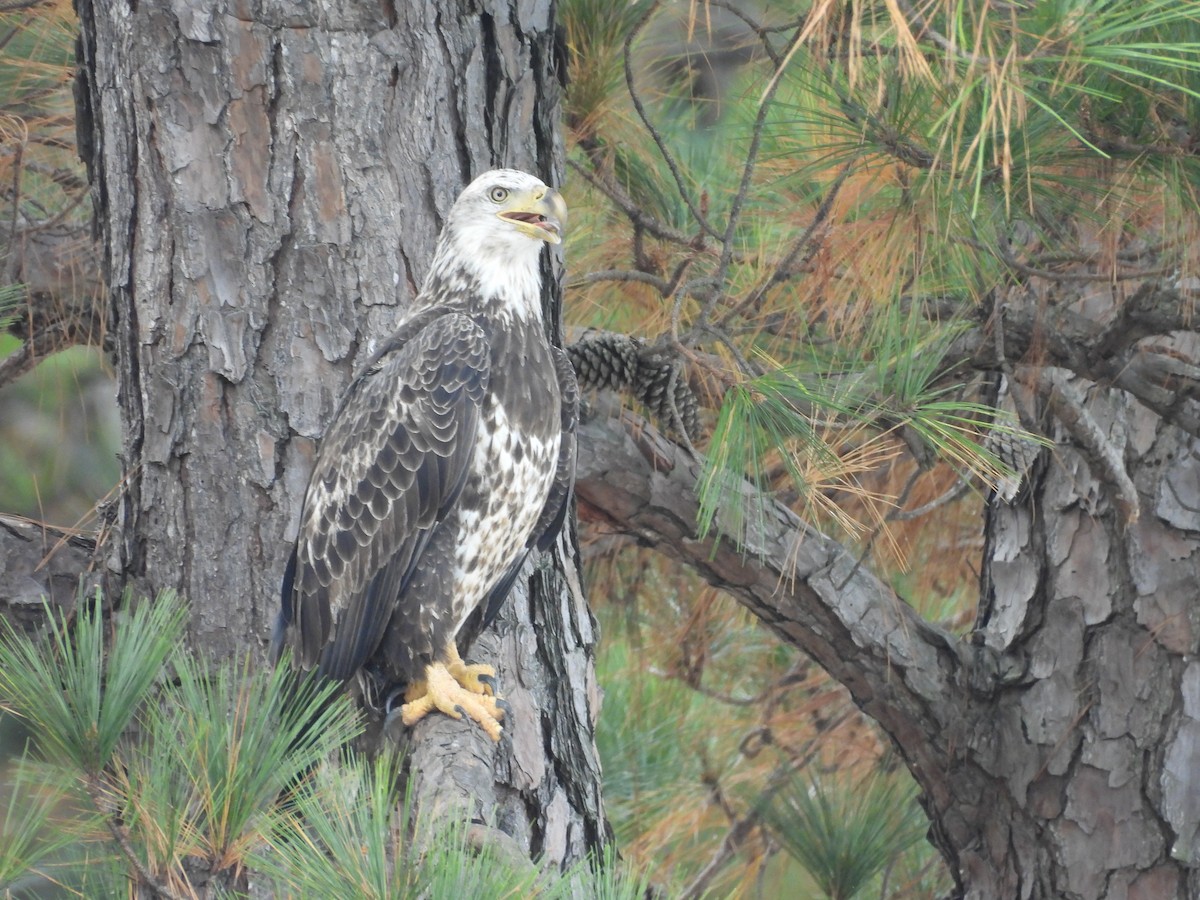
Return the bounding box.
[488,186,509,203]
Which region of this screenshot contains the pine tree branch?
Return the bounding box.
[84,774,186,900]
[574,406,973,817]
[566,160,696,247]
[622,0,722,241]
[942,282,1200,438]
[1035,368,1140,527]
[680,720,841,900]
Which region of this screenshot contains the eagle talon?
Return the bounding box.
[445,645,499,697]
[400,660,505,741]
[384,685,408,716]
[382,705,405,730]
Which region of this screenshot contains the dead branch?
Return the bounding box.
[1033,368,1140,527]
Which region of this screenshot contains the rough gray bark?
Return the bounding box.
[73,0,605,865]
[0,516,96,633]
[971,367,1200,900]
[576,356,1200,899]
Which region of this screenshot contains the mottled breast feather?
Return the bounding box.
[284,312,489,680]
[464,342,579,640]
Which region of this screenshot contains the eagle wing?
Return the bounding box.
[279,312,489,680]
[535,344,581,552]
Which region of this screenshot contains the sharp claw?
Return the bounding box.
[384,686,407,716]
[495,698,512,718]
[402,661,508,739]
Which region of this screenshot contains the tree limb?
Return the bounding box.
[943,282,1200,437]
[573,407,975,833]
[622,0,722,241]
[1033,368,1140,527]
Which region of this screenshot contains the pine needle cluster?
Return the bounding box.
[0,593,648,897]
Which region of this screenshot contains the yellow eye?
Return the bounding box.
[488,186,509,203]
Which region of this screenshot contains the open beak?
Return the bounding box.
[498,188,567,245]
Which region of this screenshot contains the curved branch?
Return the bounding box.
[894,0,996,68]
[566,159,695,247]
[1034,368,1140,526]
[573,407,976,828]
[943,283,1200,438]
[622,0,722,241]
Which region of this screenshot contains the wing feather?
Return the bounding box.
[282,312,489,680]
[534,345,580,553]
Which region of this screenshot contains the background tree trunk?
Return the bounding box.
[965,372,1200,899]
[73,0,605,864]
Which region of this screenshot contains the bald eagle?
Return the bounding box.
[274,169,577,741]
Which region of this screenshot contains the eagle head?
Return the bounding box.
[439,169,567,262]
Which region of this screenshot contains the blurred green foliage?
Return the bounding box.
[0,345,119,526]
[0,0,111,528]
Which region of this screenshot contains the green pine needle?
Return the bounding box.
[763,772,928,900]
[255,753,531,899]
[0,589,187,774]
[127,651,360,872]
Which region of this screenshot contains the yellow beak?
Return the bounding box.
[498,187,567,245]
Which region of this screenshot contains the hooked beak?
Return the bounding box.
[497,187,567,245]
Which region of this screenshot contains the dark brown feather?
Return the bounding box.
[283,312,489,680]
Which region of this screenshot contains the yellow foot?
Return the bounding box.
[446,644,496,696]
[400,659,505,741]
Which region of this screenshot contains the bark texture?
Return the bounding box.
[74,0,604,864]
[576,367,1200,898]
[0,516,96,633]
[971,370,1200,900]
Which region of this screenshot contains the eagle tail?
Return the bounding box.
[270,549,299,665]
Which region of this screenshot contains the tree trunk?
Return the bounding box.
[73,0,605,864]
[965,374,1200,900]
